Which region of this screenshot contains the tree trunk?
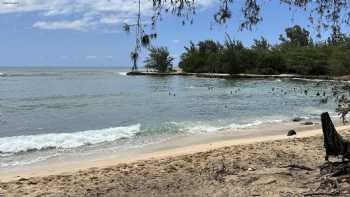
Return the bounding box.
[321,112,350,161]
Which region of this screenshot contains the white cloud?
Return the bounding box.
[33,19,93,31]
[0,0,216,31]
[99,15,120,25]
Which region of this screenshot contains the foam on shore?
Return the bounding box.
[0,124,141,154]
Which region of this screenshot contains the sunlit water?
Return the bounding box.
[0,67,344,168]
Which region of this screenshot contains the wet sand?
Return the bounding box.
[2,124,350,196]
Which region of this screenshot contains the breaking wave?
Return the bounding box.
[178,119,285,134]
[0,124,141,155]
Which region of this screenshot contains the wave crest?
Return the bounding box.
[0,124,140,154]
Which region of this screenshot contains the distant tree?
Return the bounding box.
[284,47,329,75]
[279,25,311,47]
[257,50,286,74]
[221,36,244,74]
[124,1,350,70]
[198,40,222,54]
[144,47,174,73]
[179,40,222,73]
[252,37,270,50]
[328,38,350,75]
[178,27,350,76]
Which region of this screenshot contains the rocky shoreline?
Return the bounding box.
[127,71,350,82]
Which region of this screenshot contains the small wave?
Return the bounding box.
[0,152,13,157]
[184,119,284,134]
[0,154,60,168]
[0,72,7,77]
[0,124,141,154]
[291,77,340,83]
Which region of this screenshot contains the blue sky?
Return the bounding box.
[0,0,347,68]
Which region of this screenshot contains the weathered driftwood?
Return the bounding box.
[284,164,313,171]
[320,161,350,177]
[321,112,350,161]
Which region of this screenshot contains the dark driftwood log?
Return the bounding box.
[321,112,350,161]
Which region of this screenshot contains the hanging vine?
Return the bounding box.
[123,0,157,71]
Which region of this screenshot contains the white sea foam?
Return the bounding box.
[0,124,140,154]
[291,77,346,83]
[118,72,128,76]
[184,119,284,134]
[0,154,60,168]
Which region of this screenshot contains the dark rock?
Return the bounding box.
[303,122,314,125]
[320,97,328,104]
[287,130,296,136]
[292,117,303,122]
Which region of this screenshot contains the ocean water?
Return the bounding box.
[0,67,342,168]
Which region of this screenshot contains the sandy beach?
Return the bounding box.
[2,124,350,196]
[3,0,350,196]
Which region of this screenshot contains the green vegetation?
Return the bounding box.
[179,25,350,76]
[126,1,350,71]
[144,47,175,73]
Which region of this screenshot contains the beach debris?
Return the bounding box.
[287,130,296,136]
[320,161,350,177]
[283,164,313,171]
[321,112,350,161]
[206,157,236,183]
[17,178,29,182]
[247,167,256,171]
[255,177,276,185]
[303,181,340,196]
[304,165,345,196]
[292,117,303,122]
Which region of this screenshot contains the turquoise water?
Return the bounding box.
[0,67,341,167]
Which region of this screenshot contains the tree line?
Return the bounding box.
[177,25,350,76]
